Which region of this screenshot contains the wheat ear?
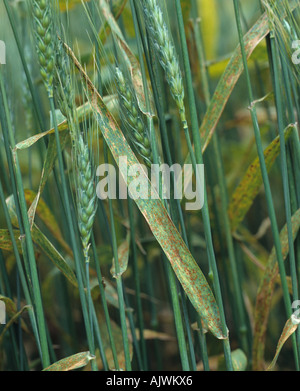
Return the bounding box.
[141,0,188,130]
[31,0,55,96]
[53,36,75,119]
[115,67,153,167]
[76,134,97,262]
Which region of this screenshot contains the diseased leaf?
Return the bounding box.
[252,208,300,370]
[182,11,270,166]
[98,0,128,43]
[138,329,175,341]
[197,0,218,61]
[0,298,31,344]
[91,278,120,309]
[0,295,19,317]
[181,0,192,29]
[267,316,300,371]
[14,130,56,151]
[99,0,155,118]
[228,124,294,232]
[14,126,70,229]
[25,131,69,229]
[32,225,78,287]
[200,13,269,152]
[14,96,117,153]
[5,195,78,287]
[110,234,130,278]
[24,190,72,256]
[0,306,31,344]
[218,349,248,371]
[67,44,227,340]
[197,1,298,153]
[59,0,89,12]
[43,352,95,371]
[97,310,133,370]
[0,229,22,253]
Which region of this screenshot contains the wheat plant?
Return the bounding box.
[0,0,300,373]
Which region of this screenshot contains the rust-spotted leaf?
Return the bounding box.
[97,309,133,370]
[267,316,300,371]
[252,208,300,370]
[110,234,130,278]
[0,229,22,253]
[228,124,294,232]
[43,352,95,371]
[200,12,269,152]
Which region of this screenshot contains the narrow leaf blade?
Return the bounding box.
[43,352,95,371]
[252,208,300,370]
[228,124,294,232]
[267,316,300,371]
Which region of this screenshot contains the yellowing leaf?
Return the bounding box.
[218,349,248,371]
[200,12,270,152]
[181,0,192,31]
[252,208,300,370]
[267,316,300,370]
[228,124,295,232]
[0,229,22,253]
[139,329,175,341]
[24,190,72,257]
[110,234,130,278]
[97,312,133,370]
[43,352,95,371]
[0,298,31,344]
[198,0,218,61]
[58,0,90,12]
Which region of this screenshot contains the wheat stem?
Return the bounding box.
[0,70,50,368]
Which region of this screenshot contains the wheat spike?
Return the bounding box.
[115,67,153,167]
[31,0,55,96]
[76,134,97,262]
[141,0,187,128]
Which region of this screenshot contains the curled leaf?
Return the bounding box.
[267,316,300,371]
[0,303,31,345]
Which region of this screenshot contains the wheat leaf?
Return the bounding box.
[5,195,78,288]
[228,124,295,232]
[110,233,130,278]
[252,208,300,370]
[43,352,95,371]
[0,303,31,344]
[267,316,300,371]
